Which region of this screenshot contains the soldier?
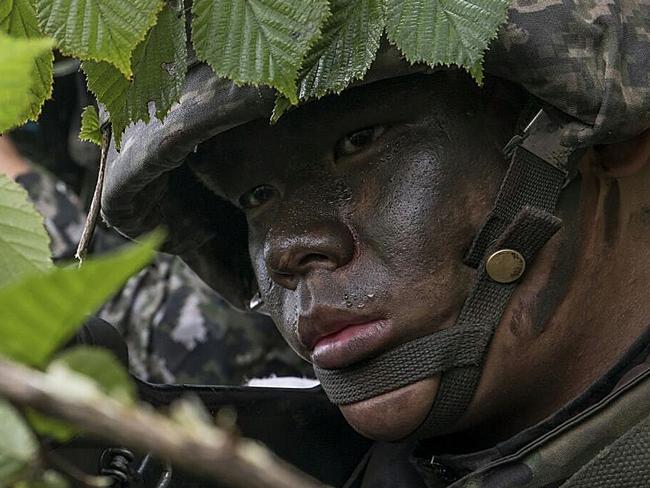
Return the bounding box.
[101,1,650,486]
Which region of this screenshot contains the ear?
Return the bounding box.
[590,129,650,178]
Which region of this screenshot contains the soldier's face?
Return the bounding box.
[192,74,528,439]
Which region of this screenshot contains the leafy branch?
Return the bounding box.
[0,0,511,141]
[0,172,327,486]
[0,357,329,488]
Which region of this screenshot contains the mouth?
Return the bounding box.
[299,307,394,369]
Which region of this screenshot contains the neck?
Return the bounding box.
[451,160,650,450]
[551,164,650,391]
[0,136,30,180]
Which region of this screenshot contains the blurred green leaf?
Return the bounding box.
[79,106,102,146]
[25,408,76,444]
[0,232,162,367]
[0,0,54,126]
[298,0,385,100]
[0,399,38,482]
[385,0,509,81]
[0,1,11,20]
[51,346,135,405]
[0,32,53,133]
[0,174,52,287]
[192,0,330,103]
[34,0,164,77]
[27,346,136,442]
[83,2,187,148]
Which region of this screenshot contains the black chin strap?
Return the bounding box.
[315,110,579,437]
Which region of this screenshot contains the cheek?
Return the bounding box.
[250,244,307,356]
[349,145,503,334]
[355,148,473,281]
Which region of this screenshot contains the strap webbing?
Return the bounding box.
[415,206,561,435]
[315,125,573,436]
[465,146,566,268]
[315,207,561,406]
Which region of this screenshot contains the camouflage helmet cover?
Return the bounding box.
[102,0,650,308]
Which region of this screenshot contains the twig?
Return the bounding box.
[0,358,329,488]
[75,127,112,265]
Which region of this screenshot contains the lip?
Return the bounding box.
[298,307,393,369]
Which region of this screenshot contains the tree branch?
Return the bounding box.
[75,126,111,264]
[0,358,329,488]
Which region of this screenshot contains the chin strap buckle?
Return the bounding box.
[520,110,574,174]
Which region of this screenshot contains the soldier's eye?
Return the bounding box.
[336,126,385,157]
[239,185,276,210]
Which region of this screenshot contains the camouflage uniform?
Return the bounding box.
[348,331,650,487]
[15,168,312,385]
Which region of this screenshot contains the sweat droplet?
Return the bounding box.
[357,303,365,309]
[367,293,375,299]
[346,301,353,308]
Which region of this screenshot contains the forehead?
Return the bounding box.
[188,72,505,196]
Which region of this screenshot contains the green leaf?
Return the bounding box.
[27,346,136,442]
[25,408,76,443]
[192,0,330,103]
[51,346,135,404]
[271,94,292,123]
[0,174,52,287]
[0,1,11,20]
[34,0,164,77]
[0,232,162,367]
[0,0,54,125]
[0,399,38,481]
[298,0,385,100]
[385,0,509,80]
[79,106,102,146]
[0,32,53,133]
[83,3,187,148]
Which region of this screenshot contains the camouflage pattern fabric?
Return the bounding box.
[488,0,650,147]
[16,168,312,384]
[444,364,650,488]
[100,255,313,384]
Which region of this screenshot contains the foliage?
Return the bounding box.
[78,106,101,146]
[385,0,509,83]
[0,174,51,288]
[26,346,138,442]
[0,172,158,484]
[192,0,330,103]
[0,0,512,141]
[298,0,385,100]
[34,0,164,78]
[51,346,136,404]
[0,232,161,367]
[83,2,187,148]
[0,400,38,483]
[0,0,54,129]
[0,33,52,133]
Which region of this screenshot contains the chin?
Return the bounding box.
[339,377,439,441]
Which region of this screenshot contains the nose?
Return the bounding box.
[264,220,355,289]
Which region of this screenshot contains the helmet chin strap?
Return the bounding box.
[314,110,580,438]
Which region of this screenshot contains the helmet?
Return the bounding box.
[101,1,650,436]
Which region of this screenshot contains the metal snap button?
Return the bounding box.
[485,249,526,283]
